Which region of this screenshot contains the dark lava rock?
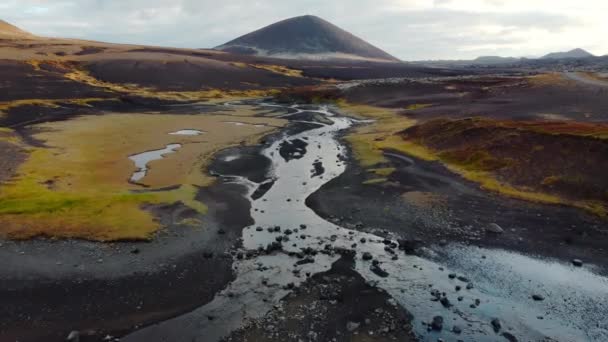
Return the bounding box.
[572,259,583,267]
[295,257,315,266]
[440,297,452,308]
[362,252,373,261]
[457,276,469,283]
[360,238,367,243]
[285,229,293,235]
[300,224,307,229]
[371,264,389,278]
[266,242,283,253]
[130,248,140,254]
[452,325,462,334]
[431,316,444,331]
[256,227,264,232]
[311,160,325,177]
[491,318,502,333]
[486,223,505,234]
[502,332,519,342]
[448,273,457,279]
[532,294,545,301]
[397,238,421,255]
[279,139,308,161]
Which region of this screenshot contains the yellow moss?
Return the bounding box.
[249,64,304,78]
[61,64,281,102]
[337,100,417,168]
[0,98,113,118]
[338,99,606,217]
[383,138,606,217]
[0,112,286,241]
[541,175,561,186]
[26,60,42,71]
[369,167,395,177]
[363,178,387,185]
[405,103,432,111]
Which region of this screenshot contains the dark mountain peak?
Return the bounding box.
[542,48,594,59]
[216,15,399,62]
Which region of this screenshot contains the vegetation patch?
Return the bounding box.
[404,103,432,111]
[26,60,282,103]
[0,98,112,118]
[399,117,608,216]
[0,111,285,241]
[249,64,304,78]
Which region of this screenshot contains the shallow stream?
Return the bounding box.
[125,102,608,342]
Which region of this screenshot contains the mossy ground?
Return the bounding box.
[337,100,606,217]
[0,110,285,241]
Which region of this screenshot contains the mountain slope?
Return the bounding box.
[0,19,34,38]
[215,15,399,62]
[542,48,594,59]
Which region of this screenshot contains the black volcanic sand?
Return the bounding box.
[307,136,608,273]
[341,76,608,122]
[0,60,112,102]
[0,180,252,342]
[224,253,417,342]
[84,59,317,92]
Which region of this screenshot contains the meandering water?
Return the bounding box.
[129,144,182,183]
[125,102,608,342]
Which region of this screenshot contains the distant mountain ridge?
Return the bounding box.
[215,15,399,62]
[541,48,595,59]
[0,19,34,38]
[413,48,601,69]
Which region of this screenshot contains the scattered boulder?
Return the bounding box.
[491,318,502,333]
[452,325,462,334]
[486,223,504,234]
[362,252,373,261]
[371,264,389,278]
[572,259,583,267]
[532,294,545,301]
[502,332,519,342]
[346,321,360,332]
[431,316,444,331]
[66,331,80,342]
[440,297,452,308]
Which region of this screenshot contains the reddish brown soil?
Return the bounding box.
[401,117,608,209]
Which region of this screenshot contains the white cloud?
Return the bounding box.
[2,0,607,60]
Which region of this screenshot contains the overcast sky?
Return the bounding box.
[2,0,606,60]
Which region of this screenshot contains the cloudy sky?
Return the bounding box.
[2,0,606,60]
